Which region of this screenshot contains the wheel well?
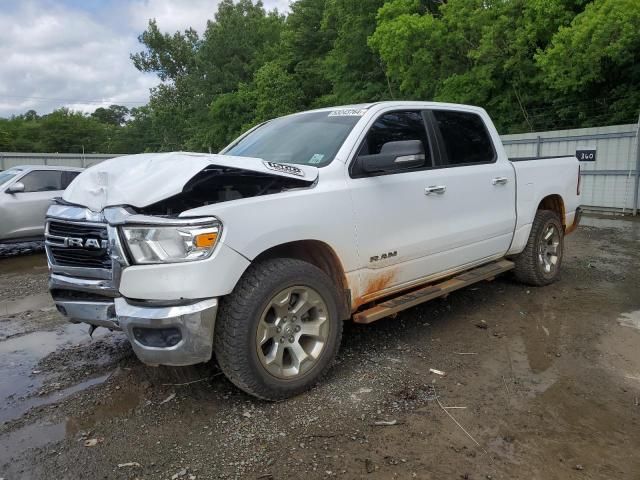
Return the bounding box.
[538,195,566,228]
[252,240,351,320]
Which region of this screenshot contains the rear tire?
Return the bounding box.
[513,209,564,286]
[214,258,342,400]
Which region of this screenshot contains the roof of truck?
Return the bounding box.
[302,100,485,115]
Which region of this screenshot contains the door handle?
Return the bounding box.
[492,177,509,185]
[425,185,446,195]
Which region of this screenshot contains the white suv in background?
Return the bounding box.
[0,165,82,243]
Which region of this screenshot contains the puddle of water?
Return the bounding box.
[0,254,47,275]
[0,420,66,467]
[0,374,111,425]
[0,380,142,467]
[65,387,142,437]
[618,310,640,331]
[0,292,53,316]
[482,335,559,398]
[0,324,109,423]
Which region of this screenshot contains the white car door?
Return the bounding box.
[348,110,446,300]
[2,170,66,239]
[423,109,516,264]
[348,108,516,303]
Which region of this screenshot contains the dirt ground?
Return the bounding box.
[0,214,639,480]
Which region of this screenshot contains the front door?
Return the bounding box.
[3,170,65,239]
[348,110,443,301]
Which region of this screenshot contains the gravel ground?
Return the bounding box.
[0,215,639,480]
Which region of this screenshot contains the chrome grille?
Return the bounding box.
[46,220,111,269]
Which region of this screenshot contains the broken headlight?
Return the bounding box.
[121,221,221,264]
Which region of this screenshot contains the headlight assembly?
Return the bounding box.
[122,221,221,264]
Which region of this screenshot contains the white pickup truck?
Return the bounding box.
[46,101,581,399]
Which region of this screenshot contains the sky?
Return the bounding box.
[0,0,290,118]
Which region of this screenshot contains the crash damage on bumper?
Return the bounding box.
[51,274,218,366]
[45,153,316,366]
[46,202,223,366]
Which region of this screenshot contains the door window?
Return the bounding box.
[432,110,495,166]
[360,111,430,156]
[20,170,63,192]
[61,171,80,189]
[352,111,432,177]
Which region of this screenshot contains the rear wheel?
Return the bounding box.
[214,258,342,400]
[513,209,564,286]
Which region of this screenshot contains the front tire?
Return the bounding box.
[214,258,342,400]
[513,209,564,286]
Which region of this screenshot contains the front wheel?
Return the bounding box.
[214,258,342,400]
[513,209,564,286]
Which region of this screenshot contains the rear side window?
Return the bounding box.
[359,111,430,157]
[20,170,63,192]
[432,110,495,166]
[61,171,80,189]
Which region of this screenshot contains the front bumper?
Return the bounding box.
[116,297,218,366]
[52,275,218,366]
[45,203,229,366]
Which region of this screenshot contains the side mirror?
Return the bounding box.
[6,182,25,194]
[358,140,426,174]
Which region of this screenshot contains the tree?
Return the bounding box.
[37,109,107,153]
[321,0,391,105]
[370,0,589,132]
[131,20,200,83]
[91,105,130,126]
[207,86,257,152]
[280,0,334,106]
[253,61,304,123]
[0,120,13,151]
[130,0,285,151]
[198,0,285,95]
[3,0,638,154]
[536,0,640,126]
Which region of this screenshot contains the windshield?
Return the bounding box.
[224,110,363,167]
[0,169,21,187]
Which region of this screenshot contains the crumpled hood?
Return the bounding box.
[63,152,319,212]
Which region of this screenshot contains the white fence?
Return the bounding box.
[502,122,640,215]
[0,152,122,169]
[2,120,640,214]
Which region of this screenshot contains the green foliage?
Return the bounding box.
[2,0,638,153]
[536,0,640,126]
[207,86,257,151]
[320,0,391,104]
[280,0,334,105]
[91,105,130,126]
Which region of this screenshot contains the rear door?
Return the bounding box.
[421,109,516,265]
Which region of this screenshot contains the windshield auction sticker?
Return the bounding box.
[263,161,306,177]
[328,108,367,117]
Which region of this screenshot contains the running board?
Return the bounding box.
[353,259,514,324]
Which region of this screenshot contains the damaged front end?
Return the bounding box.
[47,153,318,366]
[46,204,223,366]
[138,164,315,216]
